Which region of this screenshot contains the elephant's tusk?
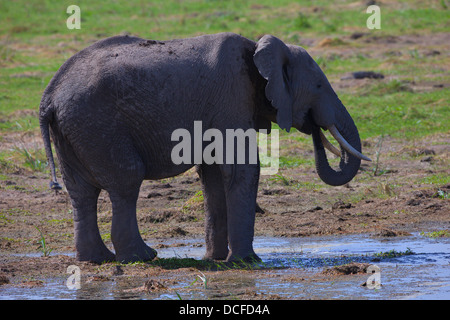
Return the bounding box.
[328,125,372,161]
[319,130,341,158]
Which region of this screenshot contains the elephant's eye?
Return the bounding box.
[316,83,322,89]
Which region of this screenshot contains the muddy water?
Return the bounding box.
[1,234,449,300]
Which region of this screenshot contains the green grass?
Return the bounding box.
[127,256,265,271]
[341,89,449,140]
[35,226,53,257]
[374,248,415,258]
[420,230,450,238]
[279,156,314,168]
[13,146,48,172]
[420,173,450,186]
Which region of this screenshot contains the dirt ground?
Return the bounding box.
[0,32,449,298]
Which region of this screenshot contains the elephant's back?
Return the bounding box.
[43,32,258,149]
[45,32,254,107]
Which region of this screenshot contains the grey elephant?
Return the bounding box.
[40,33,370,263]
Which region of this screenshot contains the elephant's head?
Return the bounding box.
[254,35,371,186]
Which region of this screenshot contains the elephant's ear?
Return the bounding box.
[254,35,293,132]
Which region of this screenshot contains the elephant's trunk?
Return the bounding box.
[311,105,368,186]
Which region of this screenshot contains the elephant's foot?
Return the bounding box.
[226,251,261,265]
[203,243,229,261]
[76,247,116,264]
[203,250,229,261]
[115,242,157,263]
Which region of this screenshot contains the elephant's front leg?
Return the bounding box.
[223,163,261,263]
[199,164,229,260]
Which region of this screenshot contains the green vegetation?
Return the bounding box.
[420,174,450,186]
[342,89,449,140]
[435,189,449,199]
[374,248,414,258]
[35,226,53,257]
[12,146,47,172]
[181,190,204,214]
[127,256,265,271]
[420,230,450,238]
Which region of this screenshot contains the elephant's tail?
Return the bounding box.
[39,103,62,191]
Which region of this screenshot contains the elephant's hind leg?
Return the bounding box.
[65,172,116,264]
[109,188,157,263]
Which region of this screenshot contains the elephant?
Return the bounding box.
[39,32,370,264]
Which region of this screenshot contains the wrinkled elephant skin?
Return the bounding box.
[40,33,368,263]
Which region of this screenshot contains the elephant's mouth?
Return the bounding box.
[300,110,371,186]
[318,126,371,161]
[299,111,370,162]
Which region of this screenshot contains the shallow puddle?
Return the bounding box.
[1,234,449,300]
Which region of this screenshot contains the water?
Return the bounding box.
[1,234,449,300]
[253,234,450,299]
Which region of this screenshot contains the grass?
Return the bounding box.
[435,189,449,199]
[340,88,449,140]
[420,230,450,238]
[0,146,49,175]
[420,174,450,186]
[0,212,14,226]
[13,146,48,172]
[128,256,266,271]
[181,190,204,214]
[35,226,53,257]
[269,173,293,186]
[374,248,415,258]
